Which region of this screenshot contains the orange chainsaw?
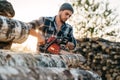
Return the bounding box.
[39,36,68,54]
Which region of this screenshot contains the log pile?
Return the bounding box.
[74,38,120,80]
[0,50,101,80]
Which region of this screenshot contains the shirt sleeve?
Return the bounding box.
[28,17,45,29]
[68,26,77,49]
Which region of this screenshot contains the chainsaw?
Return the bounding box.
[39,36,69,54]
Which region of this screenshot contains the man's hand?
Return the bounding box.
[29,29,45,45]
[66,42,74,50]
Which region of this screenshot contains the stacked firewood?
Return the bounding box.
[74,37,120,80]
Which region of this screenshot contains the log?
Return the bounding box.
[0,50,86,68]
[0,66,102,80]
[0,16,30,43]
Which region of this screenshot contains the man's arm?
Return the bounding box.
[28,17,45,29]
[28,17,46,45]
[66,27,77,50]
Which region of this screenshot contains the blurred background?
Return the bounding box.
[9,0,120,42]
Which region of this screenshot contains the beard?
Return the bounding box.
[59,14,65,23]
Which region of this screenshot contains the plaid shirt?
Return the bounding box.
[29,16,76,48]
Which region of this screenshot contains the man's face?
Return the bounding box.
[59,10,73,23]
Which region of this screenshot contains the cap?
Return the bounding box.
[59,3,74,13]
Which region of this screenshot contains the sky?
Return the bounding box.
[8,0,66,22]
[8,0,120,22]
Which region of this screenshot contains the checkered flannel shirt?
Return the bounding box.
[29,16,77,49]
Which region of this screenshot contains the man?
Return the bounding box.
[29,3,77,54]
